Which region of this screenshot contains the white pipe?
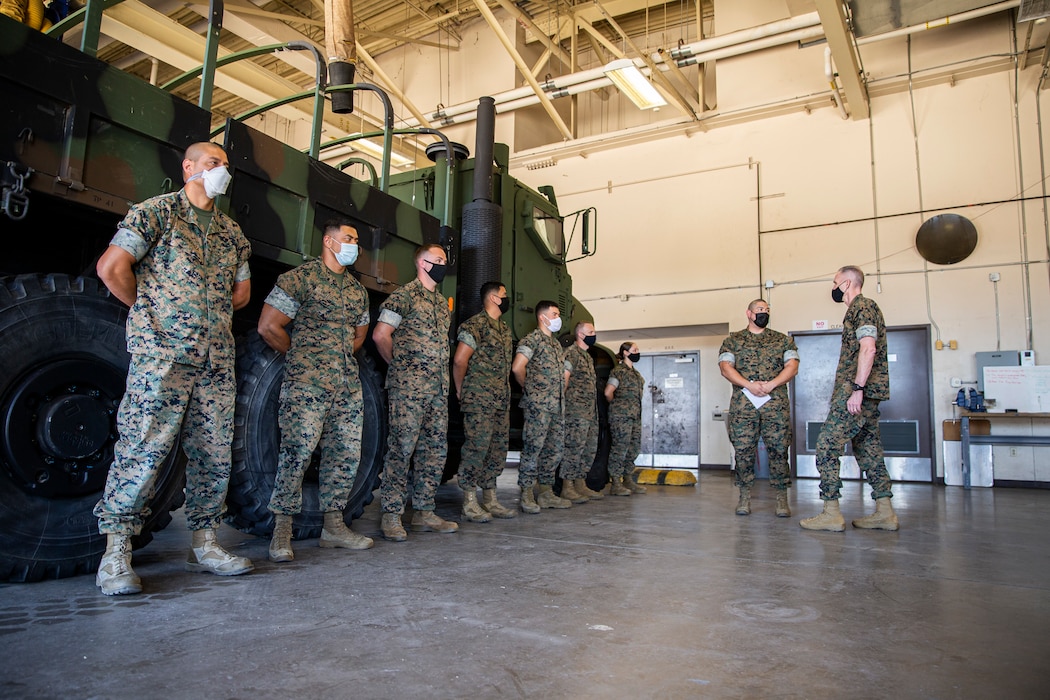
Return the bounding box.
[403,3,1019,130]
[824,46,849,120]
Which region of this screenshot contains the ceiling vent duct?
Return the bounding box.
[1019,0,1050,22]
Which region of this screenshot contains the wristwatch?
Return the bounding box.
[851,382,865,392]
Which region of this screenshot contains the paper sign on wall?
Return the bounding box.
[812,320,828,331]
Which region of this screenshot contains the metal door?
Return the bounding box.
[637,353,701,468]
[791,325,934,482]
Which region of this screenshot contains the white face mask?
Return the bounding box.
[334,242,359,267]
[189,165,232,199]
[545,315,562,333]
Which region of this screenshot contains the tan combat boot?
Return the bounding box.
[96,534,142,596]
[559,478,589,504]
[461,485,493,523]
[411,510,459,533]
[775,490,791,518]
[851,497,899,531]
[520,484,540,514]
[186,529,254,575]
[799,500,846,532]
[381,512,407,542]
[320,511,375,549]
[735,485,752,515]
[623,470,647,494]
[536,484,572,509]
[481,488,517,519]
[269,514,294,562]
[575,478,604,500]
[609,475,631,496]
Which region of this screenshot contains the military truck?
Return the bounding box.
[0,13,606,583]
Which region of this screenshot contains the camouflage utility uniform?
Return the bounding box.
[561,344,598,481]
[719,328,800,491]
[815,294,892,501]
[94,190,251,536]
[606,361,644,479]
[516,329,569,488]
[265,258,370,516]
[457,311,513,490]
[378,278,451,514]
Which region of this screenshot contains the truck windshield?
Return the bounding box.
[533,206,564,257]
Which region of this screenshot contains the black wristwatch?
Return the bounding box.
[851,382,865,393]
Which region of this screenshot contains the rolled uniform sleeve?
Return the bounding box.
[111,228,151,261]
[784,348,800,363]
[264,285,300,319]
[377,308,403,329]
[718,351,735,365]
[607,376,620,389]
[516,344,534,361]
[458,329,478,350]
[856,325,878,340]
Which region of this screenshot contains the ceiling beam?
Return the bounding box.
[814,0,869,120]
[470,0,574,141]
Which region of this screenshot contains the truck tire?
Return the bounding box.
[227,332,387,539]
[0,274,186,583]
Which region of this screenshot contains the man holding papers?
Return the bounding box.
[719,299,800,517]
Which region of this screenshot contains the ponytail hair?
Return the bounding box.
[616,342,633,360]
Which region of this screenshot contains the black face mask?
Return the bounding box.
[583,334,597,347]
[627,352,641,363]
[426,261,447,283]
[831,284,846,303]
[497,297,510,314]
[753,312,770,328]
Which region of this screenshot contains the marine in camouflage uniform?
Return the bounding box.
[512,301,572,512]
[718,298,799,516]
[94,142,253,595]
[453,282,515,521]
[259,221,374,561]
[373,244,457,540]
[605,343,646,496]
[801,266,899,532]
[559,322,604,503]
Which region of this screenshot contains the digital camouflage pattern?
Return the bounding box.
[832,295,889,402]
[561,344,598,480]
[457,311,513,489]
[111,189,251,368]
[606,361,644,479]
[378,278,451,514]
[94,355,235,535]
[269,382,364,514]
[457,311,513,412]
[718,327,799,490]
[516,329,569,487]
[816,294,892,501]
[263,258,370,391]
[459,409,510,490]
[95,192,249,536]
[265,258,370,515]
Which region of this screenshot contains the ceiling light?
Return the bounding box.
[602,59,667,110]
[350,136,414,167]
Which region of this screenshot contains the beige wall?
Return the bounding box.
[368,7,1050,476]
[508,13,1050,474]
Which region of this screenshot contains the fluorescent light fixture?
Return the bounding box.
[350,135,414,167]
[603,58,667,110]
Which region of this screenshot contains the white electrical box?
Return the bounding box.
[1021,350,1036,366]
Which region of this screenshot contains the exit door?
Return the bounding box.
[636,353,700,468]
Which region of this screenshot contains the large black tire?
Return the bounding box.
[0,274,186,583]
[227,331,387,539]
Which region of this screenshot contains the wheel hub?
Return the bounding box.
[1,357,125,498]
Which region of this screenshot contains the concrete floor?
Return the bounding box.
[2,470,1048,699]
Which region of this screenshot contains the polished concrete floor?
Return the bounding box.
[2,470,1048,699]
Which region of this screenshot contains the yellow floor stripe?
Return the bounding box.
[632,468,697,486]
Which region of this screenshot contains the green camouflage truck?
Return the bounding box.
[0,13,607,582]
